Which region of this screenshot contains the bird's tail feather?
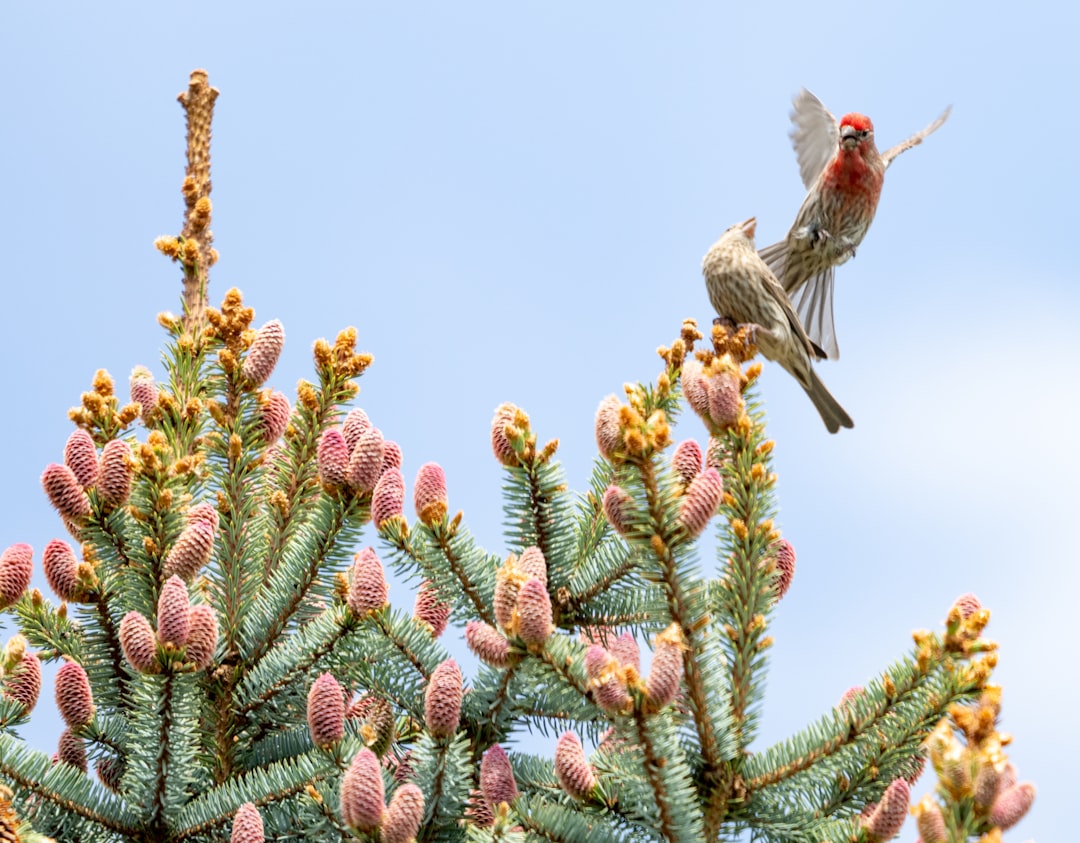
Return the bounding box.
[802,367,854,433]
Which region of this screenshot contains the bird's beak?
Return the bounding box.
[840,124,859,147]
[739,217,757,238]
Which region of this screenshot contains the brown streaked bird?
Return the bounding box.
[703,218,853,433]
[759,88,951,359]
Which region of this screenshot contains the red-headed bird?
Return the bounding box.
[703,218,853,433]
[759,89,950,359]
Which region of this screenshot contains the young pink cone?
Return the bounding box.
[129,366,158,425]
[55,660,94,729]
[517,546,547,585]
[413,462,448,526]
[466,621,513,669]
[952,592,981,620]
[413,580,451,638]
[601,484,635,537]
[677,467,723,538]
[119,611,157,673]
[516,578,552,647]
[354,695,395,758]
[98,439,133,508]
[307,672,346,748]
[771,538,796,602]
[645,624,685,712]
[862,778,909,839]
[163,518,216,581]
[371,468,406,529]
[381,783,425,843]
[257,390,291,444]
[555,731,597,800]
[339,748,385,832]
[594,395,623,460]
[0,544,32,609]
[64,429,99,489]
[680,359,711,419]
[974,760,1002,810]
[43,539,84,602]
[348,548,388,616]
[187,501,220,530]
[341,408,371,453]
[706,370,744,428]
[990,782,1036,830]
[608,631,640,673]
[424,658,463,738]
[480,744,518,808]
[2,650,42,713]
[390,749,414,784]
[41,463,90,520]
[671,439,703,488]
[157,575,191,647]
[465,789,495,828]
[317,427,349,487]
[242,319,285,386]
[346,427,385,493]
[585,645,630,713]
[57,728,87,773]
[490,402,520,468]
[96,756,123,793]
[381,440,403,472]
[230,803,264,843]
[493,563,527,632]
[185,604,218,669]
[914,796,947,843]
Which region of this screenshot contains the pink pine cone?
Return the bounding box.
[97,756,123,792]
[493,564,525,632]
[706,370,744,428]
[413,462,448,526]
[163,518,216,581]
[341,408,372,453]
[0,544,33,609]
[2,650,42,712]
[465,788,495,828]
[517,546,547,585]
[480,744,518,807]
[186,604,219,669]
[55,660,94,729]
[98,439,133,508]
[862,778,910,839]
[680,359,711,418]
[57,728,87,773]
[413,580,451,638]
[157,575,191,647]
[340,748,385,832]
[465,621,513,669]
[671,439,703,488]
[609,632,640,673]
[242,319,285,386]
[43,539,83,602]
[230,802,264,843]
[990,782,1036,830]
[601,484,635,537]
[915,798,947,843]
[348,548,388,616]
[771,538,796,602]
[307,672,346,748]
[381,440,403,473]
[64,429,99,489]
[347,427,385,493]
[645,625,684,712]
[371,468,406,528]
[317,428,349,487]
[677,467,723,538]
[119,611,157,673]
[516,578,552,647]
[42,463,91,520]
[424,658,463,738]
[594,395,623,461]
[129,366,158,425]
[187,501,220,530]
[258,390,291,444]
[585,645,629,713]
[381,783,424,843]
[490,402,520,468]
[952,592,981,620]
[555,731,597,800]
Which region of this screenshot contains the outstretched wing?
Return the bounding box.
[882,105,952,168]
[790,88,839,189]
[787,268,839,360]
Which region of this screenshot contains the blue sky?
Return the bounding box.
[2,3,1075,840]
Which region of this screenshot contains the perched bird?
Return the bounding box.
[759,89,951,359]
[703,218,853,433]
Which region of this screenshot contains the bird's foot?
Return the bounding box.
[712,316,738,332]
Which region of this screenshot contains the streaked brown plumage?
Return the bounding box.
[703,218,853,433]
